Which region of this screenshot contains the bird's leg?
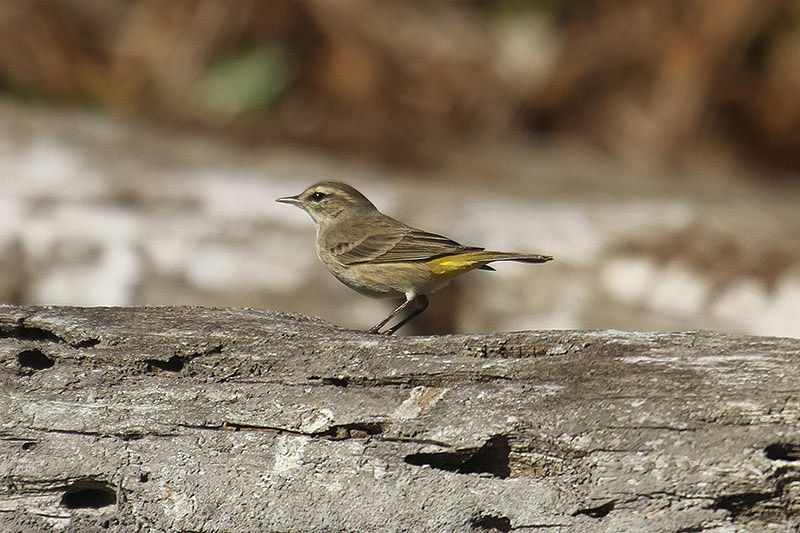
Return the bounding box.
[384,295,429,335]
[367,295,430,335]
[367,296,414,334]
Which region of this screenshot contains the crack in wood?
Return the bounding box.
[143,344,223,372]
[183,420,385,441]
[572,500,615,518]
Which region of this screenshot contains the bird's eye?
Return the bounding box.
[310,192,326,202]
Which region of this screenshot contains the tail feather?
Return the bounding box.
[428,250,552,281]
[480,251,553,264]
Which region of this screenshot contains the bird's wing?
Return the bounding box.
[326,217,479,265]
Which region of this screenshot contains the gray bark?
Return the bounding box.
[1,305,799,532]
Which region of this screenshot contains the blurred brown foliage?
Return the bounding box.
[1,0,799,172]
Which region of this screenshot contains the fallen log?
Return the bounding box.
[1,305,798,532]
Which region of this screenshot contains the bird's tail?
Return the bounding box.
[428,250,552,280]
[473,251,553,271]
[479,251,553,264]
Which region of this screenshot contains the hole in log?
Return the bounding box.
[145,355,185,372]
[573,501,615,518]
[139,473,150,483]
[712,491,776,516]
[764,443,800,461]
[61,480,117,509]
[1,325,62,342]
[404,435,510,478]
[471,514,511,532]
[22,441,37,450]
[321,377,349,387]
[73,338,100,348]
[17,349,54,370]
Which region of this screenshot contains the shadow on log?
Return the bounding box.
[1,305,799,532]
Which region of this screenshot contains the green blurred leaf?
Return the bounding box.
[193,44,294,118]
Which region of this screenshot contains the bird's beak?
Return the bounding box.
[276,195,302,205]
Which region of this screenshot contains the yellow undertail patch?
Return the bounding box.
[428,253,490,282]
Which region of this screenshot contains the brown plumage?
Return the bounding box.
[277,181,552,334]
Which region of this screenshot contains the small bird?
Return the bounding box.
[277,181,552,335]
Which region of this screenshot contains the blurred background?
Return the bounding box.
[1,0,800,336]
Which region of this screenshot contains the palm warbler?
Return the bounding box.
[277,181,552,334]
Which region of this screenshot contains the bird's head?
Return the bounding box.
[276,181,376,224]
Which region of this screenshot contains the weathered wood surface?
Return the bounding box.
[1,305,799,532]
